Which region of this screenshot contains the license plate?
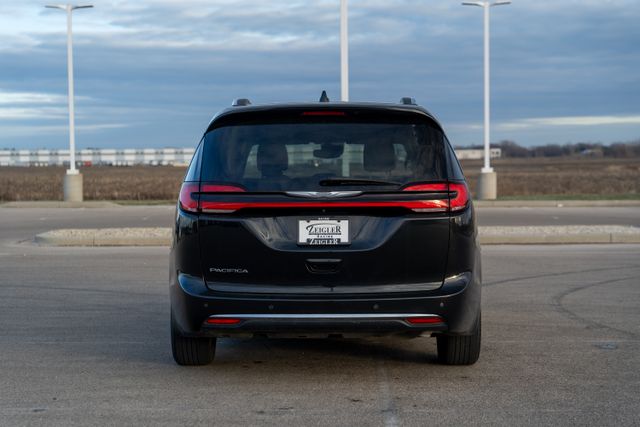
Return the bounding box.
[298,219,349,246]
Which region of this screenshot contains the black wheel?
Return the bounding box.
[171,313,216,366]
[436,314,481,365]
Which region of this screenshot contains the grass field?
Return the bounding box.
[0,157,638,202]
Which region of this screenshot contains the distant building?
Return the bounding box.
[0,148,196,167]
[579,147,604,157]
[0,146,500,167]
[454,148,502,160]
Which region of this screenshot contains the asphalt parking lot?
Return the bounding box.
[1,237,638,426]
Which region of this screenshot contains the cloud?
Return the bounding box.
[0,0,638,148]
[0,106,67,120]
[0,90,95,121]
[0,90,66,105]
[0,122,131,139]
[498,115,640,130]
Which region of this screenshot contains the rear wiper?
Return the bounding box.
[319,178,403,187]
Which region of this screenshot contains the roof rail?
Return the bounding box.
[319,90,330,102]
[232,98,252,107]
[400,97,417,105]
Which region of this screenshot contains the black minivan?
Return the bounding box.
[170,97,481,365]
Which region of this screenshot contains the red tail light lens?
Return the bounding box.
[402,183,449,213]
[402,183,448,192]
[301,111,346,116]
[178,183,199,213]
[200,200,453,213]
[402,182,469,213]
[406,316,445,325]
[205,317,242,325]
[181,182,469,214]
[200,184,246,193]
[179,183,246,213]
[199,183,246,213]
[449,183,469,211]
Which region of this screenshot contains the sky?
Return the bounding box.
[0,0,639,150]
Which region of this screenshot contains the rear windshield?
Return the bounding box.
[200,118,446,191]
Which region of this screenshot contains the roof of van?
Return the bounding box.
[205,101,443,133]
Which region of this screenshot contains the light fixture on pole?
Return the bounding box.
[340,0,349,102]
[45,3,93,202]
[462,0,510,200]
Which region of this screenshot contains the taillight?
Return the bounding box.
[179,183,246,213]
[449,183,469,212]
[178,182,199,213]
[200,200,451,213]
[402,183,448,192]
[199,183,246,213]
[401,182,470,213]
[182,182,468,214]
[402,183,449,213]
[200,184,246,193]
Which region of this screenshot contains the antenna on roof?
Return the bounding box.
[232,98,252,107]
[319,91,330,102]
[400,97,417,105]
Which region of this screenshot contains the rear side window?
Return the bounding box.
[201,117,446,191]
[184,139,203,182]
[445,140,465,181]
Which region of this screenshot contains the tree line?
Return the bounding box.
[459,140,640,158]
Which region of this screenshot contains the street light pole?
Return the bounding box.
[462,1,510,200]
[45,4,93,202]
[340,0,349,102]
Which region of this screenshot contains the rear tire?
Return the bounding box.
[171,313,216,366]
[436,314,481,365]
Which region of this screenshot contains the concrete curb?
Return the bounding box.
[478,225,640,244]
[33,225,640,246]
[479,233,639,244]
[474,200,640,208]
[34,228,171,246]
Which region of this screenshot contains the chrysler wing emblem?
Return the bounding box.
[285,191,363,199]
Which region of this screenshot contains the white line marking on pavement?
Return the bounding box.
[377,359,399,427]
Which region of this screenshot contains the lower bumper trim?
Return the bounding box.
[202,313,447,336]
[207,313,443,321]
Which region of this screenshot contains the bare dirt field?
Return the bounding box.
[0,165,185,202]
[0,157,638,201]
[460,157,639,198]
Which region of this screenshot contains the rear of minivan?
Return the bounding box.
[170,102,481,366]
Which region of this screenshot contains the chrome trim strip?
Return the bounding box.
[207,313,441,320]
[206,281,443,294]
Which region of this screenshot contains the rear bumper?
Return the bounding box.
[170,271,480,338]
[202,313,446,338]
